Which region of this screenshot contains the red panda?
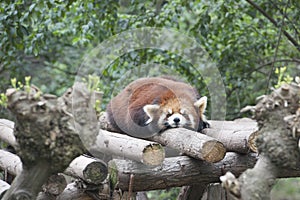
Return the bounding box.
[106,77,209,138]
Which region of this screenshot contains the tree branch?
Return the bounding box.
[266,0,287,93]
[269,0,300,37]
[245,0,300,52]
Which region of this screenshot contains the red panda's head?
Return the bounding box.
[143,96,208,132]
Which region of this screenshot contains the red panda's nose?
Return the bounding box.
[173,117,180,123]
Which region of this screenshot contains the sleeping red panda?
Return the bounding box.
[106,77,209,138]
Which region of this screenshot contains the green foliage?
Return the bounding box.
[83,74,102,114]
[24,76,31,93]
[10,76,32,92]
[147,188,180,200]
[274,66,293,88]
[0,0,119,98]
[271,178,300,200]
[0,76,33,109]
[0,93,7,107]
[1,0,300,119]
[86,75,100,92]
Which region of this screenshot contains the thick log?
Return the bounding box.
[151,128,226,163]
[65,155,108,184]
[203,119,258,153]
[109,152,255,191]
[109,152,300,192]
[0,119,18,148]
[91,130,165,166]
[0,150,22,176]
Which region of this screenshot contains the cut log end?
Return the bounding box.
[83,161,108,184]
[248,130,259,153]
[202,141,226,163]
[142,144,165,166]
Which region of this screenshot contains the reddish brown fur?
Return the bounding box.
[106,77,205,138]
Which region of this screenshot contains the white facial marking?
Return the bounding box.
[158,113,166,128]
[188,114,195,129]
[167,113,187,127]
[168,109,173,114]
[180,109,185,114]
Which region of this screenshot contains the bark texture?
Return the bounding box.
[150,128,226,163]
[221,82,300,200]
[109,152,257,192]
[91,129,165,166]
[203,119,258,153]
[109,152,300,192]
[65,155,108,184]
[2,83,95,200]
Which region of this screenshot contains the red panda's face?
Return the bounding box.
[160,108,192,129]
[143,96,207,132]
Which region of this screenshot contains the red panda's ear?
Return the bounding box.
[194,96,207,118]
[143,104,160,125]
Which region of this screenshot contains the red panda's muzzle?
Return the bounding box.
[165,113,187,128]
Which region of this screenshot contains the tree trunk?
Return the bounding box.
[2,160,52,200]
[2,84,93,199]
[221,83,300,200]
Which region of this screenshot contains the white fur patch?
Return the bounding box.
[188,114,195,129]
[143,104,160,125]
[158,113,166,128]
[167,113,186,127]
